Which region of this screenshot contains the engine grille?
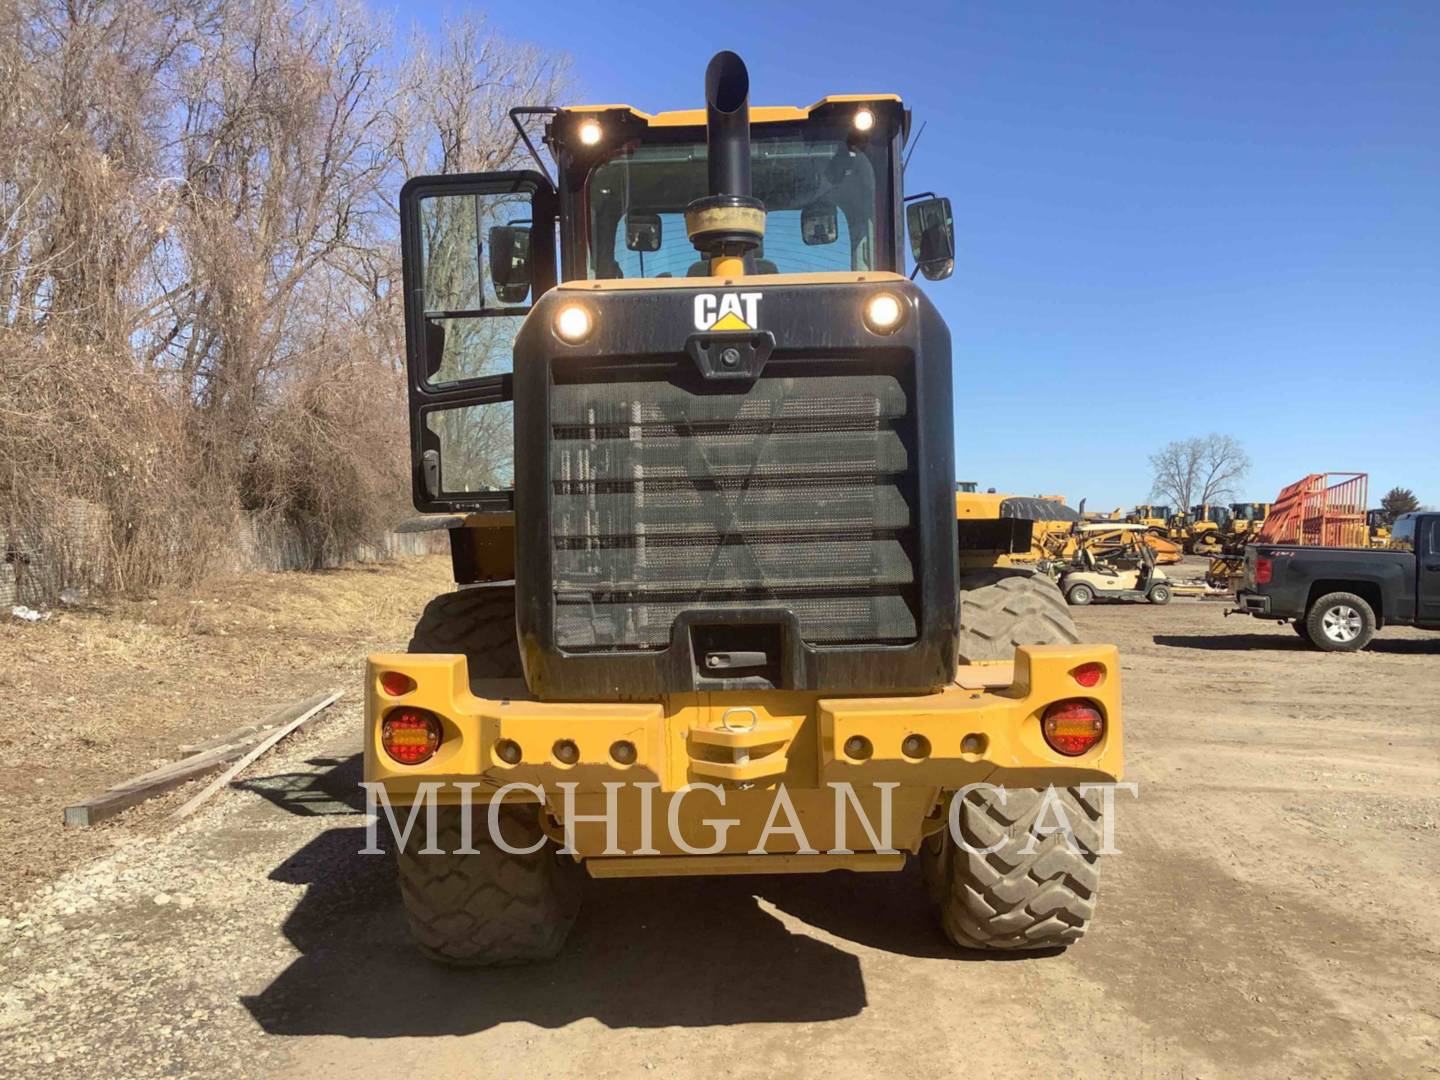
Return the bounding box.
[549,359,918,650]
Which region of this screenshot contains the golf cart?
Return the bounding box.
[1059,524,1173,606]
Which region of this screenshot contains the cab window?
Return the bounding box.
[1390,515,1416,552]
[584,128,877,279]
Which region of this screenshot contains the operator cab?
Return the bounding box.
[1192,504,1233,528]
[398,86,954,516]
[541,98,950,282]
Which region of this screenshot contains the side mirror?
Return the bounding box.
[801,200,839,245]
[625,213,662,252]
[906,196,954,281]
[487,224,532,303]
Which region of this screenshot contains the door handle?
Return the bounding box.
[422,449,441,499]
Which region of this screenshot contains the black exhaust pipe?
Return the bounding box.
[686,51,765,266]
[705,50,751,199]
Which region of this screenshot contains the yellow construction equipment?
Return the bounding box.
[1367,509,1391,547]
[1222,502,1270,547]
[958,493,1183,567]
[1185,503,1232,555]
[370,53,1122,966]
[1126,504,1175,537]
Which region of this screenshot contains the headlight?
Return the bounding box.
[553,303,594,344]
[863,291,905,334]
[578,118,602,146]
[853,107,876,133]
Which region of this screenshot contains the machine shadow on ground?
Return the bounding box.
[238,753,1016,1039]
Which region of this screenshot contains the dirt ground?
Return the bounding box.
[2,557,1437,1078]
[0,555,453,904]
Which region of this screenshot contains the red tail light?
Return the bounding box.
[381,708,442,765]
[1070,662,1105,688]
[1254,556,1273,584]
[379,670,416,697]
[1042,700,1105,756]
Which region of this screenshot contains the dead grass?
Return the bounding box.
[0,554,452,907]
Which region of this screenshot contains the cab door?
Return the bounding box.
[398,171,557,512]
[1419,517,1440,625]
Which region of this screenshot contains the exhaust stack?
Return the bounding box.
[685,51,765,275]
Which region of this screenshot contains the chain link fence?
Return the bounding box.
[1,498,111,609]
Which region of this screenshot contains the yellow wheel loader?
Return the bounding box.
[367,53,1123,966]
[1184,503,1232,555]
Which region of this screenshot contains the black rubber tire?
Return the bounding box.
[937,573,1102,951]
[397,804,582,966]
[1304,591,1377,653]
[957,570,1080,662]
[1148,583,1172,605]
[921,785,1104,951]
[408,585,523,677]
[1065,582,1094,607]
[400,588,577,965]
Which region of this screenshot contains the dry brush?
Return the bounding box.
[0,0,568,602]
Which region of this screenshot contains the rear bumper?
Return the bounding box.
[363,644,1123,861]
[1231,590,1271,616]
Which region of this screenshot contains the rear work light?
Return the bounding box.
[1042,700,1105,757]
[1254,556,1273,584]
[381,708,442,765]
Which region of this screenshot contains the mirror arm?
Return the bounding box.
[508,107,559,185]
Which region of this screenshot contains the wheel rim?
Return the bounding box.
[1321,605,1362,642]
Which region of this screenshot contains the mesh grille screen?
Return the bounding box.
[550,363,918,649]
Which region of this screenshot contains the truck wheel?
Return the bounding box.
[1147,583,1172,605]
[957,570,1080,661]
[921,785,1104,951]
[1065,582,1094,607]
[397,804,582,966]
[1304,591,1376,653]
[408,585,522,678]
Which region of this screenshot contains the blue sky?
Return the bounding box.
[409,1,1438,510]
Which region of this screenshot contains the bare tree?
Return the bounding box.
[1149,434,1251,511]
[393,15,569,179]
[0,0,571,596]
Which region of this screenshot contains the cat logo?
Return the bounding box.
[693,291,762,332]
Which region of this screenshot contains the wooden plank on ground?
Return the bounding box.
[172,691,342,819]
[62,688,343,828]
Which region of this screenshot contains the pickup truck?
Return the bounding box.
[1231,511,1440,651]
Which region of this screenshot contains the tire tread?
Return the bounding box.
[396,806,581,966]
[957,570,1080,662]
